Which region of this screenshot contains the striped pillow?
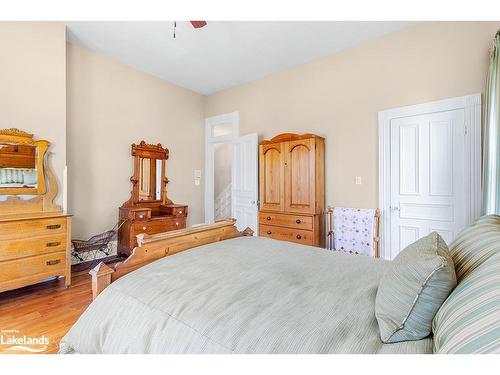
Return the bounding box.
[448,215,500,282]
[375,232,456,343]
[432,254,500,353]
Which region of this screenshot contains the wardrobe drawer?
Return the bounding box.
[259,212,313,230]
[259,224,314,246]
[0,233,67,261]
[0,217,67,241]
[0,251,66,283]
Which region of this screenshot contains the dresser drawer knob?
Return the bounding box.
[295,219,301,224]
[139,215,144,219]
[46,259,61,266]
[46,241,61,247]
[142,227,147,231]
[266,216,271,220]
[267,230,272,235]
[176,222,180,226]
[179,210,183,214]
[296,235,302,240]
[46,224,61,230]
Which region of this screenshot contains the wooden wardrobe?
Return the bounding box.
[259,133,325,247]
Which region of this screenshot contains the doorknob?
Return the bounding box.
[390,205,400,211]
[250,200,256,205]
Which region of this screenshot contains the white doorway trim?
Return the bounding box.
[378,93,482,259]
[205,111,240,224]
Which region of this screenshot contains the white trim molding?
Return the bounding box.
[378,93,482,259]
[204,112,240,224]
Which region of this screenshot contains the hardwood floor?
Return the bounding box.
[0,271,93,354]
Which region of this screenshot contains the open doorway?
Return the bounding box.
[214,142,233,221]
[205,112,258,233]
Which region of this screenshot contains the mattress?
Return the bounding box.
[60,236,433,354]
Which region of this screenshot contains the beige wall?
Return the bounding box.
[205,22,500,209]
[67,43,205,238]
[4,21,499,239]
[0,22,66,205]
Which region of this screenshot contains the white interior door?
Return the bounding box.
[232,133,258,233]
[389,109,466,259]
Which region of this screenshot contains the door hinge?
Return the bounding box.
[464,125,468,136]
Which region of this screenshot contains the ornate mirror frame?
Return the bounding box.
[0,128,60,215]
[123,141,172,207]
[0,128,47,196]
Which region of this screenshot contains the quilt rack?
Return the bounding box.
[325,207,381,257]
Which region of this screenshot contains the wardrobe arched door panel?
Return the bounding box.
[284,139,316,214]
[259,143,285,212]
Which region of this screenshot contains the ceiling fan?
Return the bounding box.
[190,21,207,28]
[173,21,207,38]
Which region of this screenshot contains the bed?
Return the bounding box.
[59,220,433,354]
[60,217,500,354]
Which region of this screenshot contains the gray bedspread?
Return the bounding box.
[60,236,433,354]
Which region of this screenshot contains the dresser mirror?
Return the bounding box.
[138,157,162,201]
[0,128,48,196]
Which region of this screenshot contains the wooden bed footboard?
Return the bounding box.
[89,219,253,299]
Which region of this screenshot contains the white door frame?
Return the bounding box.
[205,111,240,224]
[378,93,481,259]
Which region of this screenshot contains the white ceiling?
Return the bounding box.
[65,21,416,95]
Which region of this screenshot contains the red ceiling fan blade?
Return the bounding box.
[190,21,207,29]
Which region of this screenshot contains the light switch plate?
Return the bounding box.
[355,176,362,185]
[194,169,202,178]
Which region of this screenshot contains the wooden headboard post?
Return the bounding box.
[89,219,253,300]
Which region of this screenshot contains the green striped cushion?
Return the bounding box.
[432,253,500,353]
[448,215,500,282]
[375,232,456,343]
[472,215,500,225]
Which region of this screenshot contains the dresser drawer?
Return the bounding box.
[0,217,67,241]
[132,210,150,221]
[160,205,188,217]
[0,233,66,261]
[259,224,314,246]
[259,212,313,230]
[133,217,186,235]
[0,251,66,283]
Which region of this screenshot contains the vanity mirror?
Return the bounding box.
[138,157,162,201]
[118,141,188,256]
[0,128,47,196]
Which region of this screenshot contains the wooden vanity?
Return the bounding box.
[118,141,188,257]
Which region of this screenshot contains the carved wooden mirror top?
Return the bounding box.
[0,128,48,196]
[125,141,172,206]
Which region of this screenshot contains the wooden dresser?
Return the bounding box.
[0,128,71,293]
[0,213,71,293]
[259,133,325,247]
[118,204,188,256]
[117,141,188,256]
